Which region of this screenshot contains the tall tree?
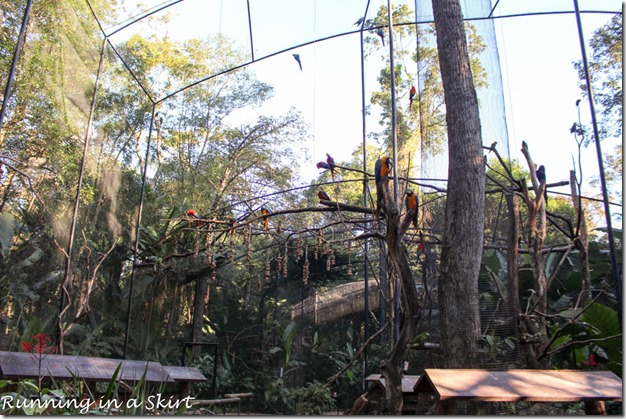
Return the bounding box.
[432,0,485,368]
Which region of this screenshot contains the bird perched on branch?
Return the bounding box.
[318,188,330,201]
[536,164,548,204]
[185,209,202,226]
[405,189,419,229]
[376,28,385,46]
[260,206,271,232]
[293,54,302,71]
[326,153,336,181]
[416,242,425,261]
[374,156,393,183]
[409,85,416,110]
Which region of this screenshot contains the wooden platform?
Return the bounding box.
[0,351,207,398]
[415,369,623,414]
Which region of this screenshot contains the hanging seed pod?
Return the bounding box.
[302,247,310,284]
[295,238,304,261]
[313,247,318,260]
[193,237,201,257]
[210,257,217,271]
[229,239,235,263]
[276,220,282,234]
[211,270,217,282]
[275,251,282,275]
[282,250,288,277]
[326,255,331,271]
[264,261,271,284]
[329,248,336,267]
[316,229,323,246]
[303,258,310,285]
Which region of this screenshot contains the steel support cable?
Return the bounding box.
[123,104,157,359]
[56,37,108,352]
[359,0,372,390]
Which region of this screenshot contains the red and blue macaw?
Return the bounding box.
[293,53,302,71]
[326,153,336,181]
[409,85,416,110]
[261,206,271,232]
[405,189,419,229]
[185,209,202,226]
[318,188,331,201]
[374,156,393,183]
[416,242,425,261]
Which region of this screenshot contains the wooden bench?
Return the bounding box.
[415,369,623,415]
[0,351,206,399]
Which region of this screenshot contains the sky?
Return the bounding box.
[107,0,622,223]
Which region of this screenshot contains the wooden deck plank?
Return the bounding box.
[416,369,623,402]
[0,351,174,383]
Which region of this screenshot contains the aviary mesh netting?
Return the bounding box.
[0,0,620,413]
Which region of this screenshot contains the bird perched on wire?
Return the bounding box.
[374,156,393,183]
[535,164,548,204]
[354,17,364,27]
[326,153,336,181]
[260,206,271,232]
[405,189,419,229]
[292,54,302,71]
[318,188,331,201]
[376,28,385,46]
[409,85,416,110]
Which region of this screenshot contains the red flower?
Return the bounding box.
[33,333,51,354]
[21,341,33,352]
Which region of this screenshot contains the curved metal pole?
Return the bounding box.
[123,103,157,359]
[0,0,33,137]
[358,0,372,389]
[573,0,621,324]
[56,36,108,353]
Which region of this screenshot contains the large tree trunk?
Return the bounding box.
[432,0,485,368]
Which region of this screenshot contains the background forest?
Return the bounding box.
[0,0,621,415]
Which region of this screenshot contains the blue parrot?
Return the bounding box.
[293,53,302,71]
[376,29,385,46]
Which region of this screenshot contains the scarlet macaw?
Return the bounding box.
[316,161,331,170]
[326,153,336,181]
[374,156,393,183]
[293,54,302,71]
[185,209,202,227]
[318,188,330,201]
[416,242,425,261]
[376,28,385,46]
[409,85,416,109]
[405,189,419,229]
[261,206,271,232]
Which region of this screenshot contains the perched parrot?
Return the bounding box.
[354,17,364,27]
[405,189,419,229]
[185,209,202,227]
[536,164,548,203]
[293,54,302,71]
[326,153,336,181]
[374,156,393,183]
[409,85,416,109]
[261,206,271,232]
[316,161,331,170]
[376,28,385,46]
[318,188,331,201]
[416,242,425,262]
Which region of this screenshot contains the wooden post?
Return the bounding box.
[584,400,606,415]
